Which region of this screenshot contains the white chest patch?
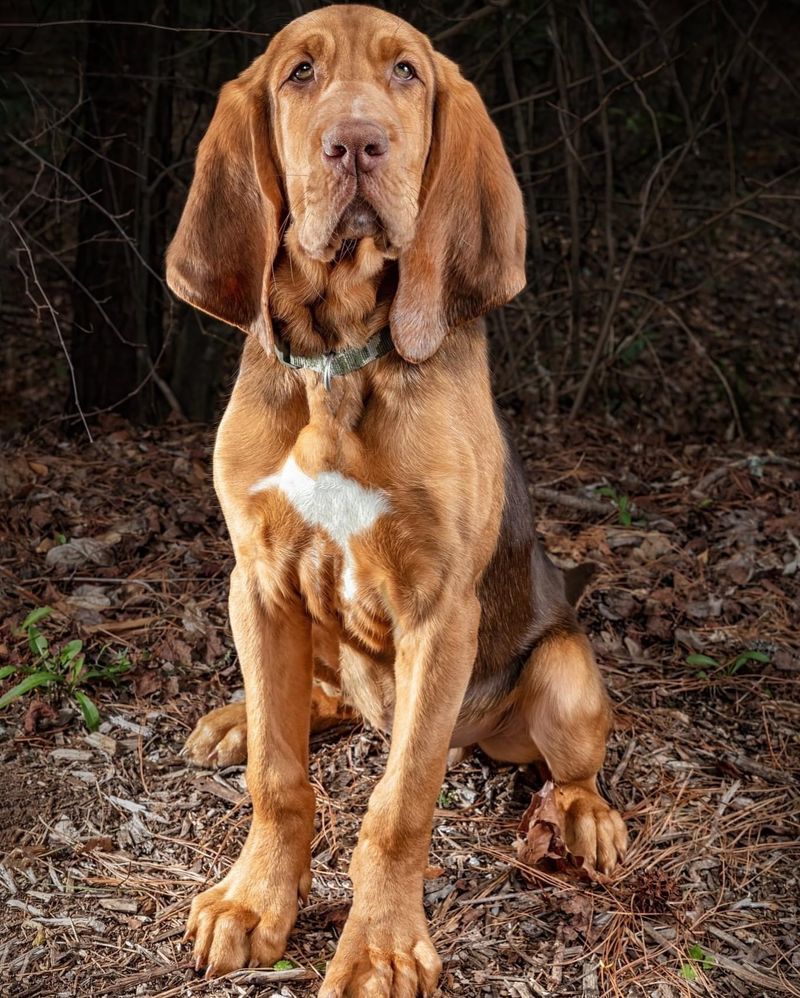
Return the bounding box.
[250,456,390,600]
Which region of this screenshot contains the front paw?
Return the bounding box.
[185,832,311,977]
[319,909,441,997]
[557,783,628,874]
[183,702,247,767]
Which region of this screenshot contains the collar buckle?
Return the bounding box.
[322,351,335,392]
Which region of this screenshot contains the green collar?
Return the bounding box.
[273,325,395,390]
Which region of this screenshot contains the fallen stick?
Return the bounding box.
[231,967,317,985]
[530,485,614,516]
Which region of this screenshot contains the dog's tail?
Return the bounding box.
[562,562,598,607]
[534,540,598,609]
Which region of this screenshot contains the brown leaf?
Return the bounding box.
[152,634,193,667]
[516,780,567,864]
[133,669,162,698]
[78,835,114,854]
[45,535,115,572]
[515,780,597,883]
[558,892,594,935]
[23,699,57,734]
[205,627,224,665]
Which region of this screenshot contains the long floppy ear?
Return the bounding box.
[166,63,282,352]
[390,53,526,363]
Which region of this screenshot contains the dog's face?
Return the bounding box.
[265,6,435,261]
[166,3,526,362]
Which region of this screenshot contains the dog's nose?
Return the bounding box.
[322,120,388,175]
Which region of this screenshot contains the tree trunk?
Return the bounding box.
[71,0,173,423]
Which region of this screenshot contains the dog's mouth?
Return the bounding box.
[297,185,404,261]
[334,196,382,241]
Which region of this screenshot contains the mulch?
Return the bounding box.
[1,410,798,998]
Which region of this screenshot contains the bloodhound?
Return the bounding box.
[167,5,627,994]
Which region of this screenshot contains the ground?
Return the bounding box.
[1,409,798,998]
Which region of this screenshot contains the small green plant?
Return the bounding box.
[680,943,716,979]
[728,650,771,674]
[618,332,652,367]
[272,959,296,971]
[0,607,131,730]
[686,649,770,678]
[437,788,458,808]
[595,485,633,526]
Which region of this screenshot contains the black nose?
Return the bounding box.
[322,119,388,175]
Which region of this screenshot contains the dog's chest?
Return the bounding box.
[251,455,389,606]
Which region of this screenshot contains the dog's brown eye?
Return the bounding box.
[291,61,314,83]
[393,61,415,81]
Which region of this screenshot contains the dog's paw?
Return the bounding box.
[185,828,311,978]
[186,884,289,977]
[319,909,441,997]
[557,783,628,873]
[183,702,247,767]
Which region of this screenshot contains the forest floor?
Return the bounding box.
[1,401,799,998]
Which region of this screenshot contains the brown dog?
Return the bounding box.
[167,5,627,994]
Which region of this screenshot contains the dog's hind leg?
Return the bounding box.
[183,683,354,767]
[479,629,628,872]
[184,624,355,767]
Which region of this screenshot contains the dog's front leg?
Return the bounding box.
[186,563,314,977]
[321,595,480,998]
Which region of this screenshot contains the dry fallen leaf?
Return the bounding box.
[23,698,58,734]
[45,535,115,572]
[516,780,566,864]
[515,780,599,883]
[133,669,163,698]
[78,835,115,854]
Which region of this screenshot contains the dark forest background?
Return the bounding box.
[2,0,798,441]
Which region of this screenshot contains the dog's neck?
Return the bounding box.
[269,230,396,357]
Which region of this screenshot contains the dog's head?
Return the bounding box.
[166,4,525,362]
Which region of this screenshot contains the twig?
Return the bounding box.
[0,18,268,37]
[433,1,511,43]
[609,738,637,789]
[691,454,800,498]
[492,6,547,294]
[8,218,93,441]
[530,486,614,517]
[230,966,317,984]
[582,2,615,287]
[549,4,583,371]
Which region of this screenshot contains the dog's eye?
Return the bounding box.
[290,61,314,83]
[393,61,416,81]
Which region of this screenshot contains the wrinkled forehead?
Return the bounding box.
[265,5,435,82]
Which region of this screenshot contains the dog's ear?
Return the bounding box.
[166,61,282,352]
[390,53,526,363]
